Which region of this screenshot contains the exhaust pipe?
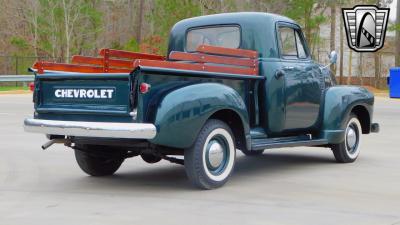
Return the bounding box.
[41,138,71,150]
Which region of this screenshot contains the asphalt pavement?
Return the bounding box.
[0,94,399,225]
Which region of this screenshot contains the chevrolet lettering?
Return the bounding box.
[24,12,379,189]
[54,88,114,99]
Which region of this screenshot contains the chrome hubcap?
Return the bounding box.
[207,140,224,168]
[205,135,229,175]
[346,124,358,153]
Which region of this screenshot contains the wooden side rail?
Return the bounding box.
[169,51,257,67]
[33,49,165,74]
[99,49,165,60]
[196,45,258,59]
[32,61,132,74]
[169,45,259,75]
[32,45,259,75]
[71,56,133,68]
[133,59,257,75]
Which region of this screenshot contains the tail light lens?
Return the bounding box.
[29,82,35,92]
[139,83,151,94]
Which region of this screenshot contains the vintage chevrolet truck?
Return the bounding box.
[24,12,379,189]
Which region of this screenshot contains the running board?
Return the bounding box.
[251,135,328,151]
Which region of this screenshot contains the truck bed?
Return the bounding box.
[30,45,264,149]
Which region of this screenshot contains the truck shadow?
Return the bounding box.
[77,151,335,191]
[234,152,335,176]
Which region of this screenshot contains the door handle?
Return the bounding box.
[283,66,295,70]
[275,70,285,79]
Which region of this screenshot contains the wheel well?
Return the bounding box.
[209,109,246,150]
[351,105,370,134]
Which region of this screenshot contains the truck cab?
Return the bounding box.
[25,12,379,189]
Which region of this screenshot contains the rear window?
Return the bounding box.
[186,26,240,52]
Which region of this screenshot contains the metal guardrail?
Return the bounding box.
[0,75,34,82]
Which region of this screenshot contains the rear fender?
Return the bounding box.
[149,83,250,149]
[319,86,374,143]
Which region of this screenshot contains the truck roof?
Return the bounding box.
[168,12,298,58]
[175,12,296,26]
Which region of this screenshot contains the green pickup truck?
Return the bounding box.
[25,12,379,189]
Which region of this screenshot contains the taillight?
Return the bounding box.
[29,82,35,92]
[139,83,151,94]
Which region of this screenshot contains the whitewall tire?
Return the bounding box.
[184,119,236,189]
[331,114,362,163]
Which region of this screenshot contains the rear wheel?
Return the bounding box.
[184,119,236,189]
[331,114,362,163]
[74,145,124,176]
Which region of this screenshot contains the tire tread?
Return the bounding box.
[184,119,235,189]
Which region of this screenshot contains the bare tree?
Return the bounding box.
[339,9,344,84]
[61,0,80,62]
[348,50,352,85]
[1,0,40,56]
[330,1,336,74]
[43,1,62,59]
[375,0,384,87]
[27,0,40,57]
[136,0,145,44]
[374,52,380,88]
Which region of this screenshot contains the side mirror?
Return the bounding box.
[328,51,338,65]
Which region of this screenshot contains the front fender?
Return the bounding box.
[320,86,374,143]
[149,83,249,148]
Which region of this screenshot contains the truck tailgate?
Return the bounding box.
[35,73,133,116]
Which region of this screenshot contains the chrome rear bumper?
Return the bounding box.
[24,118,156,139]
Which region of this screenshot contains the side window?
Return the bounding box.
[295,31,307,59]
[278,26,309,59]
[279,27,297,58]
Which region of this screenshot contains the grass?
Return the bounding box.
[0,86,29,92]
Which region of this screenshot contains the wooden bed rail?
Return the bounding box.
[71,56,134,68]
[196,45,258,59]
[133,59,257,75]
[169,51,257,67]
[32,45,259,75]
[98,49,166,60]
[32,61,132,74]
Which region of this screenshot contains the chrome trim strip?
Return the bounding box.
[24,118,156,139]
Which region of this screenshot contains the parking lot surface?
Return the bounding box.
[0,94,399,225]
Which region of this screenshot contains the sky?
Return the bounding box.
[389,0,397,22]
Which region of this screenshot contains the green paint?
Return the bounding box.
[134,70,251,149]
[319,86,374,143]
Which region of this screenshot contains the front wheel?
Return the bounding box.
[331,114,362,163]
[184,119,236,189]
